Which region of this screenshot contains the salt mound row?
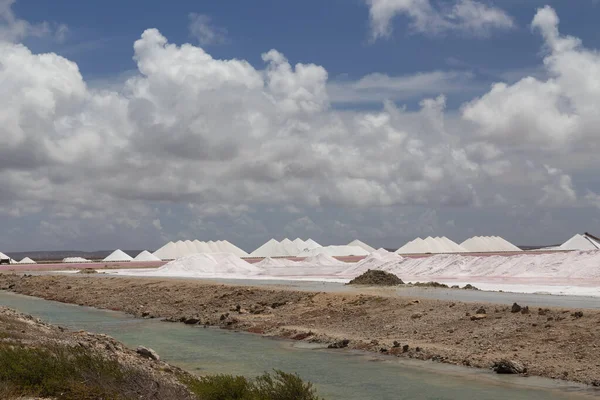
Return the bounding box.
[18,257,36,264]
[299,245,369,257]
[151,253,261,277]
[460,236,521,252]
[341,249,403,276]
[133,250,161,262]
[557,234,600,251]
[347,240,376,253]
[250,238,322,257]
[396,237,466,254]
[0,251,15,263]
[356,250,600,280]
[103,249,133,262]
[153,240,249,260]
[62,257,90,263]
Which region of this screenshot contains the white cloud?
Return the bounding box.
[328,70,478,104]
[0,3,598,250]
[366,0,514,40]
[0,0,67,42]
[188,13,228,46]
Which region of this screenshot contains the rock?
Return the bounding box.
[572,311,583,318]
[511,303,522,313]
[463,284,479,290]
[476,307,486,314]
[402,344,409,352]
[136,346,160,361]
[521,306,530,315]
[492,359,526,374]
[328,339,350,349]
[538,308,548,316]
[183,317,200,325]
[393,341,400,348]
[411,313,423,319]
[471,314,487,321]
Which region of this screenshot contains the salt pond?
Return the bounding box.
[0,291,597,399]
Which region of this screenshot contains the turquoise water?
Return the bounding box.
[0,291,596,399]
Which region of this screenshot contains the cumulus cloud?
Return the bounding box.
[366,0,514,40]
[188,13,228,46]
[0,3,598,250]
[0,0,67,42]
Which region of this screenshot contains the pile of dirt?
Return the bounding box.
[347,270,404,286]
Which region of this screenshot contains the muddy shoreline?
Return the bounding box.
[1,273,599,387]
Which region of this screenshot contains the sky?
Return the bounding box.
[1,0,600,252]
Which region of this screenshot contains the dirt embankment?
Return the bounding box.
[0,306,197,399]
[1,274,600,386]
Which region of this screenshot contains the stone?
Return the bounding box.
[476,307,486,314]
[492,359,526,374]
[471,314,487,321]
[511,303,522,313]
[136,346,160,361]
[521,306,530,315]
[183,317,200,325]
[572,311,583,318]
[328,339,350,349]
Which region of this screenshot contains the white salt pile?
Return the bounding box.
[304,238,322,250]
[341,249,403,277]
[302,253,346,266]
[299,245,369,257]
[351,250,600,280]
[62,257,90,263]
[557,234,600,251]
[460,236,522,252]
[148,253,261,277]
[18,257,36,264]
[396,237,466,254]
[254,253,349,278]
[152,240,249,260]
[250,238,320,257]
[0,251,14,263]
[133,250,161,262]
[103,249,133,262]
[347,240,376,253]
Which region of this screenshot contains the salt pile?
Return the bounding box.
[557,234,600,251]
[340,249,403,276]
[152,240,249,260]
[355,250,600,280]
[348,240,376,253]
[133,250,161,262]
[62,257,90,263]
[299,245,369,257]
[18,257,36,264]
[396,237,466,254]
[0,251,15,263]
[250,238,320,257]
[103,249,133,262]
[302,253,346,266]
[150,253,261,277]
[255,253,349,278]
[460,236,522,252]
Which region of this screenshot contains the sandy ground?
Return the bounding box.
[1,273,600,387]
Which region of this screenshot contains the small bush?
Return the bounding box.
[180,370,322,400]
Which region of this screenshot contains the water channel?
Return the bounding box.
[0,291,597,399]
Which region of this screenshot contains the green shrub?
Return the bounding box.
[0,343,126,399]
[181,370,323,400]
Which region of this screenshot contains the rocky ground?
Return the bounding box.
[1,273,600,387]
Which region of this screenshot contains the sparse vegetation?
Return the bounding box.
[180,370,323,400]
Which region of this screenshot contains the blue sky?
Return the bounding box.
[1,0,600,251]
